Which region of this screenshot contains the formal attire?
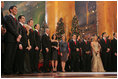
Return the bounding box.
[81,40,91,72]
[91,42,105,72]
[69,39,80,72]
[77,39,83,71]
[34,29,41,72]
[60,40,69,62]
[100,38,111,71]
[4,14,19,74]
[51,41,58,60]
[14,23,28,74]
[1,8,6,74]
[111,38,117,71]
[42,33,51,72]
[28,28,35,72]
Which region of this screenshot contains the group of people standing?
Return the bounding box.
[1,3,117,75]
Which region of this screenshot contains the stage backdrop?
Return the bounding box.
[3,1,45,29]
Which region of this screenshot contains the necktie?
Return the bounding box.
[31,29,33,32]
[105,39,107,44]
[74,41,76,45]
[14,18,17,22]
[85,41,87,45]
[23,25,25,29]
[38,32,40,35]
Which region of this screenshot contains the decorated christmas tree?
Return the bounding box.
[71,15,80,36]
[56,18,65,40]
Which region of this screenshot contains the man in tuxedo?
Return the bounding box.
[69,34,80,72]
[81,35,91,72]
[14,15,28,74]
[34,24,41,72]
[100,32,111,71]
[42,28,51,72]
[77,35,83,71]
[111,33,117,71]
[27,19,35,73]
[1,1,6,74]
[4,5,22,74]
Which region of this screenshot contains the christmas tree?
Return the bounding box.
[71,15,80,36]
[56,18,65,40]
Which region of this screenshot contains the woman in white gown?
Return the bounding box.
[91,35,105,72]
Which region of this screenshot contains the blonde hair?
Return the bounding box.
[24,24,31,47]
[24,24,30,35]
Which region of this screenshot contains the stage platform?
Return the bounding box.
[1,72,117,78]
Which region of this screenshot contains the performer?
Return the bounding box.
[51,34,59,72]
[24,24,32,73]
[100,32,111,71]
[77,35,82,71]
[69,34,80,72]
[27,19,35,73]
[1,1,6,74]
[34,24,41,72]
[42,28,51,72]
[4,5,22,75]
[111,33,117,71]
[91,35,105,72]
[15,15,28,74]
[60,34,69,72]
[81,35,91,72]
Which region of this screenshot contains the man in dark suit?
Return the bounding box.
[27,19,35,73]
[77,35,82,71]
[81,35,91,72]
[42,28,51,72]
[111,33,117,71]
[69,34,80,72]
[1,1,6,74]
[34,24,41,72]
[100,32,111,71]
[4,5,22,74]
[14,15,28,74]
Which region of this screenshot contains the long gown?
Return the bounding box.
[91,42,105,72]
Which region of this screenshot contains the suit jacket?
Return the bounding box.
[18,23,28,49]
[42,34,51,53]
[4,15,19,43]
[34,30,41,50]
[28,29,35,48]
[100,38,110,53]
[111,38,117,54]
[69,40,79,54]
[81,40,91,54]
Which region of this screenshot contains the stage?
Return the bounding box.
[1,72,117,78]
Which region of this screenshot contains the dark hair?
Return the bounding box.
[9,5,17,13]
[113,32,116,36]
[27,19,33,24]
[34,24,38,29]
[18,15,25,21]
[52,34,57,40]
[102,32,106,37]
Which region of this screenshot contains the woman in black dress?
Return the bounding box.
[51,34,59,72]
[60,34,69,72]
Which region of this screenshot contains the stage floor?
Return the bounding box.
[1,72,117,78]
